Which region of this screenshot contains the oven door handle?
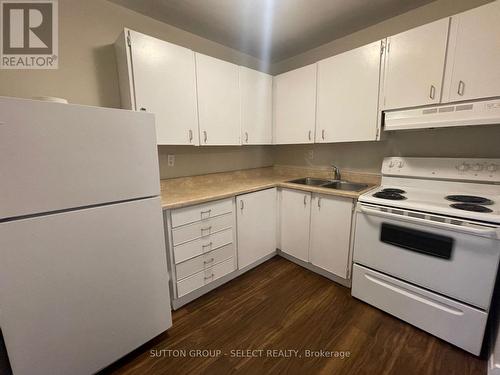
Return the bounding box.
[358,205,500,239]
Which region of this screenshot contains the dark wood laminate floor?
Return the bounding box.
[103,256,487,375]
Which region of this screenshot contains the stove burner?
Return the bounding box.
[373,191,407,200]
[446,195,494,205]
[382,188,406,194]
[450,203,493,213]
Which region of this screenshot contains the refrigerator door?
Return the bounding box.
[0,96,160,220]
[0,197,171,375]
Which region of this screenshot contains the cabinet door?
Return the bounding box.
[382,18,449,110]
[128,30,199,145]
[316,41,382,143]
[279,189,311,262]
[236,188,277,269]
[445,1,500,102]
[240,67,273,144]
[273,64,317,144]
[310,194,353,278]
[196,53,240,145]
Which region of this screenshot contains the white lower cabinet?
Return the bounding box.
[165,198,238,303]
[280,189,354,279]
[279,189,312,262]
[166,189,356,307]
[236,188,277,269]
[310,194,354,278]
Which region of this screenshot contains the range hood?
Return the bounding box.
[383,98,500,131]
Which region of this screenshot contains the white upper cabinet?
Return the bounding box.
[443,1,500,102]
[309,194,353,279]
[273,64,317,144]
[279,189,311,262]
[239,67,273,145]
[316,41,382,143]
[195,53,240,145]
[115,29,199,145]
[382,18,450,110]
[236,188,277,269]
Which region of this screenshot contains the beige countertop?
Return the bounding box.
[160,165,380,210]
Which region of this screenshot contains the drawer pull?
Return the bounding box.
[204,273,214,280]
[202,242,213,251]
[365,274,464,315]
[204,258,215,265]
[200,209,212,219]
[201,226,212,236]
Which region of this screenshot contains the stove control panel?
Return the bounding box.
[382,157,500,182]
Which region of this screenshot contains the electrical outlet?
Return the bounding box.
[167,154,175,167]
[307,150,314,160]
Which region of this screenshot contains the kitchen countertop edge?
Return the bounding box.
[161,181,378,210]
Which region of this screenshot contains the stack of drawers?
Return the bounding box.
[169,198,237,297]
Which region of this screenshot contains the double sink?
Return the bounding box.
[287,177,368,192]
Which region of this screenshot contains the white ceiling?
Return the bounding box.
[109,0,435,63]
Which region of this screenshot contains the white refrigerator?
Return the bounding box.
[0,97,172,374]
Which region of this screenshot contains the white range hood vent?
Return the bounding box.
[383,98,500,131]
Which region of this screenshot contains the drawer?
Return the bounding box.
[171,198,233,228]
[172,213,233,246]
[176,257,236,297]
[351,264,488,355]
[173,228,233,264]
[176,243,235,279]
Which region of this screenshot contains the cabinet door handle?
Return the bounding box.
[308,130,312,141]
[245,132,249,143]
[202,242,213,250]
[303,195,307,206]
[240,200,244,210]
[139,107,147,111]
[429,85,436,100]
[204,273,214,280]
[317,198,321,208]
[203,130,208,143]
[322,129,325,140]
[457,80,465,96]
[188,129,193,142]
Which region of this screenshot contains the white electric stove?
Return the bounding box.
[351,157,500,356]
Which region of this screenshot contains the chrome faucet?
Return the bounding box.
[331,163,341,180]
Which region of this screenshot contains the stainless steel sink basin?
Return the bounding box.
[322,181,368,192]
[287,177,332,186]
[286,177,368,192]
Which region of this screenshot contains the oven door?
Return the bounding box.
[353,203,500,310]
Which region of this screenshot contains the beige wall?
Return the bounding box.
[0,0,264,108]
[273,126,500,173]
[272,0,493,74]
[0,0,272,178]
[158,146,274,179]
[271,0,500,174]
[0,0,498,179]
